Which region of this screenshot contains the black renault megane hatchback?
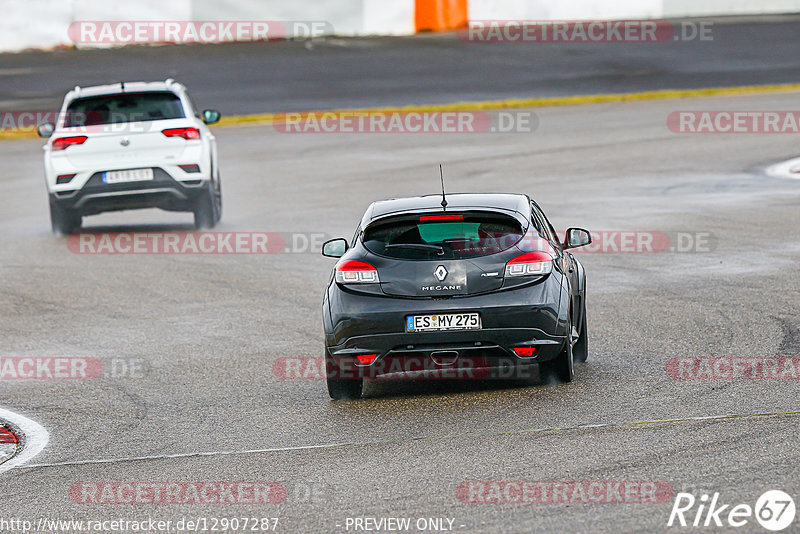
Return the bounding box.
[321,193,591,399]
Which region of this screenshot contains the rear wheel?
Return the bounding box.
[213,177,222,223]
[193,181,219,230]
[539,315,574,384]
[325,350,363,400]
[49,202,81,235]
[573,303,588,363]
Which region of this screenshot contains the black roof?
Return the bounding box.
[361,193,531,228]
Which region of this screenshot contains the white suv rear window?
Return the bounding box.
[65,92,185,126]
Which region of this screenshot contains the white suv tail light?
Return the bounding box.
[505,252,553,277]
[162,127,200,140]
[336,260,380,284]
[52,136,88,151]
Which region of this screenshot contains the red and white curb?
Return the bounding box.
[766,157,800,179]
[0,426,16,464]
[0,408,49,475]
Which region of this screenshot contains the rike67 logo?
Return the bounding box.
[668,490,796,531]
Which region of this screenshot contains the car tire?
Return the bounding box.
[49,201,81,235]
[573,303,588,363]
[325,350,363,400]
[213,177,222,224]
[539,315,574,384]
[193,182,218,230]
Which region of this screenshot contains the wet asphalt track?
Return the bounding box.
[1,17,800,534]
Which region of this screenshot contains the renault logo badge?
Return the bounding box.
[434,265,448,282]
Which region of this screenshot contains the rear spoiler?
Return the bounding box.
[363,208,530,232]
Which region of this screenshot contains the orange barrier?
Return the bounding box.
[415,0,468,32]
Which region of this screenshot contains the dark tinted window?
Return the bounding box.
[529,204,543,234]
[531,202,558,244]
[363,213,524,260]
[65,92,185,126]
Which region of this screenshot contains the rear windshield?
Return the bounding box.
[65,92,185,127]
[363,213,524,260]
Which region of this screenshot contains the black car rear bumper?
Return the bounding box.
[50,168,208,215]
[324,275,569,378]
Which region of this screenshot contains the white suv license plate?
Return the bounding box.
[407,313,481,332]
[102,168,154,184]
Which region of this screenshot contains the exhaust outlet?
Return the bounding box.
[430,350,459,366]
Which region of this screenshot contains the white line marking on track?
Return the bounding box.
[0,408,49,475]
[18,410,800,471]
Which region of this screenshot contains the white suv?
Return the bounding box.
[38,79,222,234]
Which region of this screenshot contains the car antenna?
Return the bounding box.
[439,164,448,210]
[120,81,125,92]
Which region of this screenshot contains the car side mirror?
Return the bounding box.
[322,238,348,258]
[202,109,221,125]
[37,122,55,138]
[564,228,591,249]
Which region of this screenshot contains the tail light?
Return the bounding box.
[356,354,378,365]
[162,127,200,140]
[56,174,77,184]
[52,136,88,151]
[513,347,537,358]
[505,252,553,277]
[179,164,201,173]
[420,214,463,221]
[335,260,380,284]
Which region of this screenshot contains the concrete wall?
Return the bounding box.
[0,0,192,51]
[467,0,800,20]
[0,0,414,51]
[1,0,799,52]
[467,0,662,21]
[0,0,73,51]
[192,0,415,35]
[190,0,364,35]
[661,0,800,17]
[364,0,416,35]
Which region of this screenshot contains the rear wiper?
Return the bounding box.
[385,243,445,255]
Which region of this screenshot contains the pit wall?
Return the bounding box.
[1,0,799,52]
